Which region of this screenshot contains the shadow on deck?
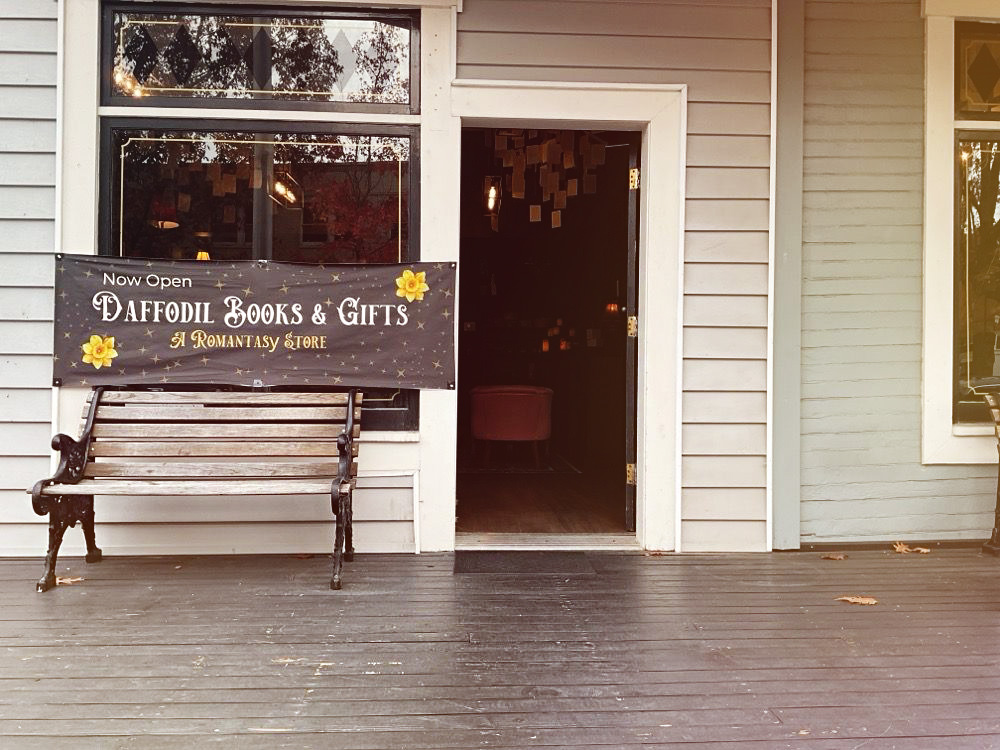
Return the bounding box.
[0,549,998,748]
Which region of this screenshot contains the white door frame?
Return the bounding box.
[447,80,687,551]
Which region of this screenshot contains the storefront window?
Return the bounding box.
[100,121,418,430]
[104,5,416,110]
[106,125,410,264]
[955,136,1000,422]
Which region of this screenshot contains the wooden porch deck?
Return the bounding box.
[1,549,999,748]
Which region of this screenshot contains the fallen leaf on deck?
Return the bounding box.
[55,576,84,585]
[913,547,931,554]
[293,554,314,559]
[892,542,912,553]
[821,553,847,560]
[797,729,811,735]
[835,595,878,605]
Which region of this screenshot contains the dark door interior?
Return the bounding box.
[456,127,638,534]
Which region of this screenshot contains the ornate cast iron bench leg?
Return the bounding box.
[983,392,1000,556]
[36,494,99,592]
[984,442,1000,556]
[330,491,346,590]
[344,489,355,563]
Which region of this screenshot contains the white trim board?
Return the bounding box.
[455,533,640,551]
[451,79,687,552]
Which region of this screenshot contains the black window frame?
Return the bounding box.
[98,116,422,431]
[100,1,420,115]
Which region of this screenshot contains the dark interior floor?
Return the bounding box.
[456,472,625,533]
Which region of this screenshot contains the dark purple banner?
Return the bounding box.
[53,255,456,389]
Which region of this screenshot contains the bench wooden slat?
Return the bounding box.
[99,391,356,405]
[84,461,356,478]
[92,423,361,439]
[90,441,358,457]
[43,479,350,496]
[95,405,355,422]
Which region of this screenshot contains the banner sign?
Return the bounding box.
[52,255,456,390]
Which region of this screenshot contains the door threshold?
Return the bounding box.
[455,532,639,551]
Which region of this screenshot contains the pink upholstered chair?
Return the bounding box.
[470,385,553,468]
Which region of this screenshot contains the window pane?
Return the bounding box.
[955,138,1000,421]
[110,10,411,105]
[111,128,409,264]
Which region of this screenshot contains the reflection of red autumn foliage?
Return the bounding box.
[309,161,399,263]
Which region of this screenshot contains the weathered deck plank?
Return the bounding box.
[0,550,998,747]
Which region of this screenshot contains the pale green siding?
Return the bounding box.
[800,0,996,542]
[0,0,56,549]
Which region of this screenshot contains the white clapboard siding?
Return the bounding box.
[4,520,416,557]
[799,0,997,543]
[457,0,771,551]
[681,520,767,552]
[685,295,768,327]
[0,6,56,555]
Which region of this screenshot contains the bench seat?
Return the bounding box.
[43,479,346,495]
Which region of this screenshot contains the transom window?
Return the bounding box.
[102,3,418,112]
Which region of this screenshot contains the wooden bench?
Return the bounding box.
[29,387,361,592]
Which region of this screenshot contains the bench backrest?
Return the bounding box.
[79,389,361,482]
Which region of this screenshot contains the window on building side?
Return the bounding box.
[103,5,416,111]
[105,125,410,264]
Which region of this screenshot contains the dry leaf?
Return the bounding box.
[55,576,84,585]
[821,553,847,560]
[892,541,912,553]
[836,595,878,606]
[913,547,931,554]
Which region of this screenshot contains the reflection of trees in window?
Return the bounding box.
[269,23,342,95]
[957,141,1000,412]
[351,22,409,104]
[111,11,411,104]
[286,137,409,263]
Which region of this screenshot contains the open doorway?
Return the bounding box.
[456,127,638,537]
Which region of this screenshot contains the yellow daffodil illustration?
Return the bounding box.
[81,334,118,370]
[395,269,430,303]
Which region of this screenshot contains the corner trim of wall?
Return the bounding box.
[772,0,804,550]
